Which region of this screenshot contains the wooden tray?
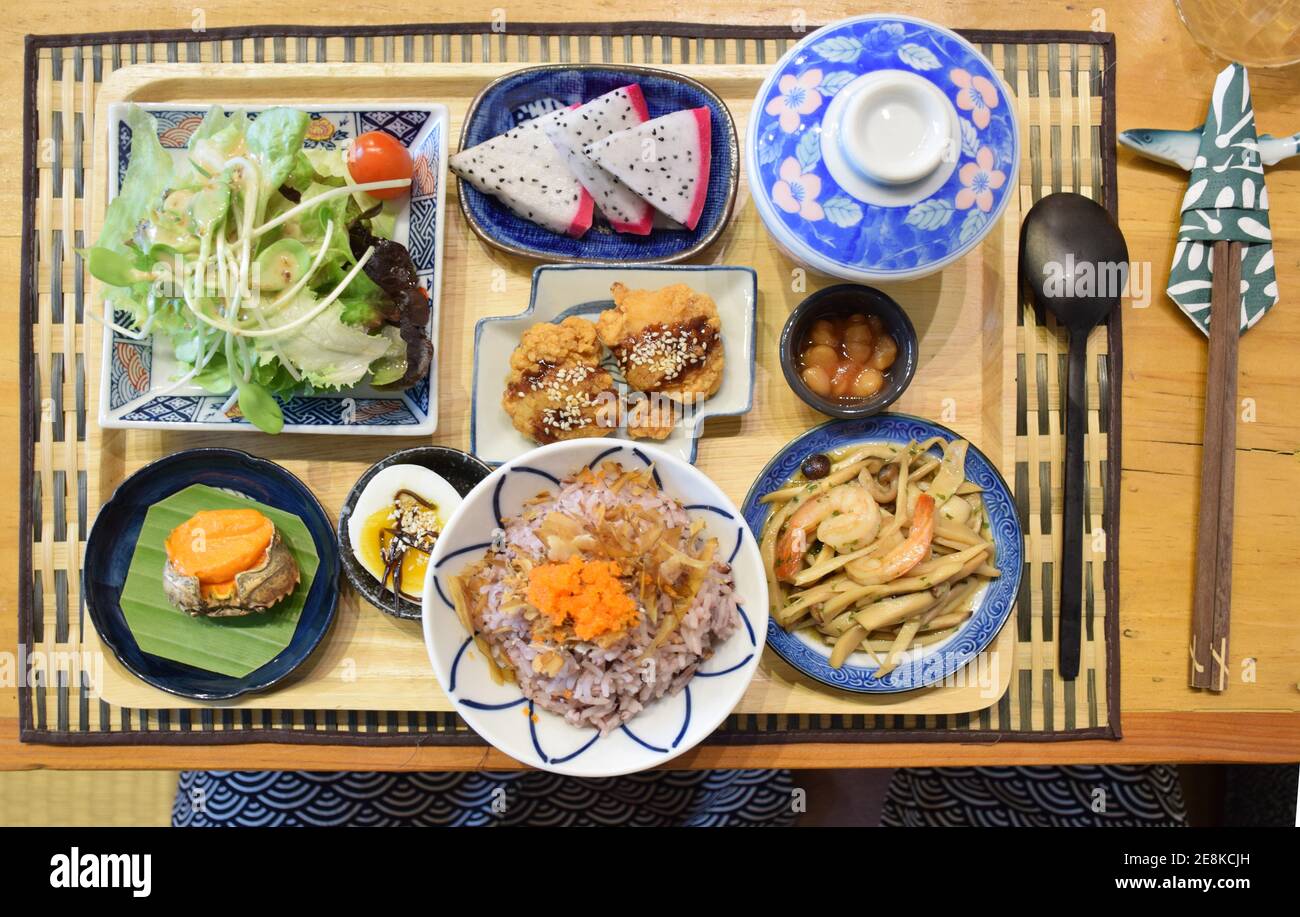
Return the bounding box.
[85,62,1016,717]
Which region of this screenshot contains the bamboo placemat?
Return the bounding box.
[19,22,1120,746]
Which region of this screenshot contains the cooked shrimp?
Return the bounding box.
[763,435,1000,669]
[841,493,936,588]
[814,485,881,551]
[773,484,880,582]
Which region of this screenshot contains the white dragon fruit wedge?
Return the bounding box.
[450,112,594,238]
[543,85,655,235]
[582,106,712,231]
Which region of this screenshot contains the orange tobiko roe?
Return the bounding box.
[164,509,274,586]
[526,556,639,640]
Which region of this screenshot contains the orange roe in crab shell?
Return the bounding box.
[164,509,275,600]
[526,556,640,640]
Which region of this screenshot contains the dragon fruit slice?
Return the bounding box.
[543,85,654,235]
[582,107,712,231]
[449,112,594,238]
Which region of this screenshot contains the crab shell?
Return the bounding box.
[162,530,301,617]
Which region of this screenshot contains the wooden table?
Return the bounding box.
[2,0,1298,771]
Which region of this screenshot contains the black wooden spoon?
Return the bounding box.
[1020,192,1128,680]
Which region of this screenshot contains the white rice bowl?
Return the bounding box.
[423,438,767,777]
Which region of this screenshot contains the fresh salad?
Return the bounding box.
[87,105,432,433]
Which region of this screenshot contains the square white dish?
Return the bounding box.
[471,264,757,466]
[98,101,448,435]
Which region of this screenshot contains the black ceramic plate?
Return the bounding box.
[338,446,492,620]
[83,448,340,701]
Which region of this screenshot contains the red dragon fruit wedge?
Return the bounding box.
[449,111,594,238]
[582,106,712,231]
[543,85,655,235]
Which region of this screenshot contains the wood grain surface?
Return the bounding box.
[3,0,1299,770]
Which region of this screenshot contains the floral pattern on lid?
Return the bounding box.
[765,69,825,133]
[957,147,1007,212]
[952,67,1000,129]
[747,15,1019,282]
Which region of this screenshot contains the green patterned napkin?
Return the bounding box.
[1167,63,1279,334]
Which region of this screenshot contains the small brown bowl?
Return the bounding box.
[779,284,918,419]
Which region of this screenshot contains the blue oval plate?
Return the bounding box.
[741,414,1022,693]
[456,64,738,264]
[84,448,340,700]
[746,14,1019,282]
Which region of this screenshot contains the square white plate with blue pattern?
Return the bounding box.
[98,102,447,435]
[471,264,756,466]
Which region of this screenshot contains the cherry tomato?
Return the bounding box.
[347,131,413,200]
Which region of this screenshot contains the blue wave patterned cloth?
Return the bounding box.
[173,769,798,827]
[174,766,1188,827]
[881,766,1188,827]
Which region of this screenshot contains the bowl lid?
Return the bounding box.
[746,14,1018,282]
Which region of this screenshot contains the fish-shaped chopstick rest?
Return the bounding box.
[1120,127,1299,171]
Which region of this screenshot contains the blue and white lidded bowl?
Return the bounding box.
[747,14,1019,282]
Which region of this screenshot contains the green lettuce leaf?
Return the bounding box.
[186,108,249,183]
[367,326,408,386]
[282,151,317,195]
[262,291,391,388]
[303,146,348,181]
[337,295,386,329]
[97,106,172,257]
[245,108,311,206]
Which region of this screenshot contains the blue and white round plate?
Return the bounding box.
[422,438,767,777]
[741,414,1021,694]
[746,14,1019,282]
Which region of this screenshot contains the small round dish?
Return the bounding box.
[780,283,918,419]
[741,415,1022,694]
[422,438,767,777]
[83,448,340,701]
[746,14,1019,282]
[338,446,491,620]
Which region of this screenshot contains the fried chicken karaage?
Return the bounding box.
[596,282,725,403]
[503,316,618,445]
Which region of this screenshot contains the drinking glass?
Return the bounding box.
[1175,0,1300,68]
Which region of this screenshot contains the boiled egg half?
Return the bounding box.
[346,464,462,601]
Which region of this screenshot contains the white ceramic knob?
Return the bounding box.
[837,70,953,185]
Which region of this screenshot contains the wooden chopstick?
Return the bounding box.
[1189,239,1240,692]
